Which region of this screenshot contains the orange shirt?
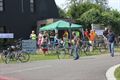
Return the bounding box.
[89,32,95,41]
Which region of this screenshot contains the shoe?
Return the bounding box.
[74,57,79,60]
[111,54,114,57]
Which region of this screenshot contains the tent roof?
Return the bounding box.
[39,20,82,31]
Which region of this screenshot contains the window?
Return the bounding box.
[0,0,3,11]
[30,0,34,12]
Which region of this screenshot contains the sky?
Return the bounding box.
[55,0,120,11]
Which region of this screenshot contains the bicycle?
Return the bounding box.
[2,50,30,64]
[1,39,30,64]
[78,41,91,56]
[48,39,66,59]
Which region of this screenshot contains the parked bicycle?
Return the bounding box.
[1,39,30,64]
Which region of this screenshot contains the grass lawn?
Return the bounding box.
[114,46,120,52]
[0,47,119,64]
[0,50,103,64]
[115,66,120,80]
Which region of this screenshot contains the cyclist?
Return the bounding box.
[70,32,79,60]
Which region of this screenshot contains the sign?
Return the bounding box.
[22,40,37,53]
[0,33,14,38]
[91,24,105,30]
[96,30,104,35]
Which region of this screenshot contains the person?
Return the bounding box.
[84,29,89,41]
[93,29,97,38]
[70,32,79,60]
[107,29,115,57]
[54,33,59,48]
[37,31,43,48]
[103,27,108,39]
[93,29,98,47]
[41,33,48,55]
[89,30,95,51]
[49,31,54,44]
[63,30,68,39]
[75,31,80,37]
[30,30,37,40]
[43,31,49,40]
[103,27,109,48]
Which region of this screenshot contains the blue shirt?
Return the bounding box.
[107,32,115,43]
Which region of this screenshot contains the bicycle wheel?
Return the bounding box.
[4,53,12,64]
[1,51,8,61]
[98,43,107,53]
[18,52,30,63]
[57,48,66,59]
[48,47,54,55]
[80,46,89,56]
[99,46,107,53]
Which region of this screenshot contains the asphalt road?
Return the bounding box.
[0,53,120,80]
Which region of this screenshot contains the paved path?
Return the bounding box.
[0,53,120,80]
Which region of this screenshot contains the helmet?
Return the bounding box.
[11,46,15,49]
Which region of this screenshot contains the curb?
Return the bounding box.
[106,64,120,80]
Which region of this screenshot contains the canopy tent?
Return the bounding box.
[39,20,82,31]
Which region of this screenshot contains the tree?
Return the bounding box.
[78,8,101,28]
[57,7,67,18]
[99,10,120,35]
[67,2,104,19]
[65,0,120,34]
[100,11,114,25]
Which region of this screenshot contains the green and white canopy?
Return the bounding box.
[39,20,82,31]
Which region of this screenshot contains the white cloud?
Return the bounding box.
[55,0,67,9]
[108,0,120,11]
[55,0,120,11]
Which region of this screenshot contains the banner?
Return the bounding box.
[22,40,37,53]
[0,33,14,38]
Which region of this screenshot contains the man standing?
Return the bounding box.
[30,30,37,40]
[107,29,115,57]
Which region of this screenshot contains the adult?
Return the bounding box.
[41,32,49,55]
[30,30,37,40]
[103,27,109,48]
[37,32,43,48]
[107,29,115,57]
[63,30,69,49]
[49,31,54,44]
[75,31,80,37]
[103,27,108,39]
[63,30,68,39]
[93,29,98,46]
[54,33,59,48]
[89,30,96,51]
[84,29,89,40]
[71,32,79,60]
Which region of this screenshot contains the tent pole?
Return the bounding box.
[69,22,72,40]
